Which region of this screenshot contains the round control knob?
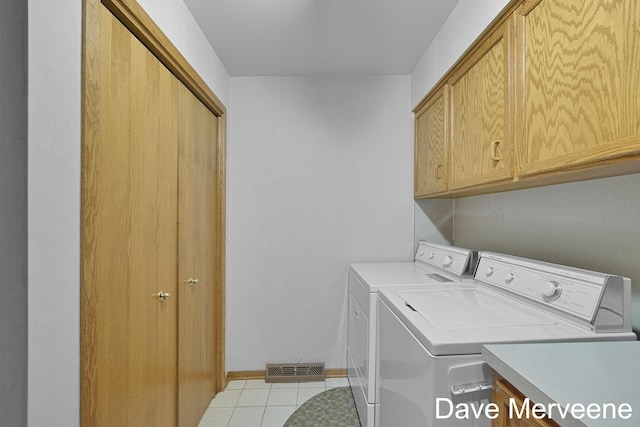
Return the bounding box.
[505,272,516,283]
[541,280,562,300]
[443,255,453,268]
[485,267,495,277]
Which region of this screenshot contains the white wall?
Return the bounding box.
[28,0,81,425]
[227,76,415,371]
[27,1,230,425]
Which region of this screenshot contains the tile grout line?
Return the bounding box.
[259,385,272,426]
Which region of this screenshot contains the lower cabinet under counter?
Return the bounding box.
[492,373,560,427]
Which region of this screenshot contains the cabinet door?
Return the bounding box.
[493,378,559,427]
[516,0,640,176]
[415,88,448,196]
[178,83,219,427]
[86,6,179,426]
[449,21,513,190]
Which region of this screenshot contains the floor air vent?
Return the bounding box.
[265,362,325,383]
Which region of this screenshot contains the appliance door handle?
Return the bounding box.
[451,381,492,395]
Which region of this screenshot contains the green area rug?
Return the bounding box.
[284,386,361,427]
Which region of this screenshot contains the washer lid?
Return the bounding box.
[398,288,556,329]
[378,285,621,356]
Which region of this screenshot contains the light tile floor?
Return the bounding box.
[198,377,351,427]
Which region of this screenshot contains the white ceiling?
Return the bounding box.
[182,0,460,76]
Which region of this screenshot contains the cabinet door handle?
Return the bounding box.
[490,140,502,161]
[186,278,199,286]
[435,164,443,179]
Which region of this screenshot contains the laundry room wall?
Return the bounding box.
[28,1,82,425]
[1,0,27,425]
[227,76,420,371]
[411,0,640,335]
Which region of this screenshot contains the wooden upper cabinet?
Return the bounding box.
[448,19,514,190]
[515,0,640,176]
[415,88,448,196]
[414,0,640,199]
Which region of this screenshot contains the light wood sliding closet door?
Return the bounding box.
[82,0,227,426]
[83,5,179,426]
[178,83,219,427]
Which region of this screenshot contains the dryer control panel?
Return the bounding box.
[415,242,475,279]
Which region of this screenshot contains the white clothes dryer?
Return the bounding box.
[347,241,478,427]
[377,251,636,427]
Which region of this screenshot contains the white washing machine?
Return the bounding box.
[347,241,478,427]
[377,251,636,427]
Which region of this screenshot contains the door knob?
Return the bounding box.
[157,291,171,301]
[186,278,200,286]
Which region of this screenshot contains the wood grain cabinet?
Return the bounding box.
[515,0,640,178]
[492,376,560,427]
[414,88,448,196]
[448,19,513,191]
[414,0,640,198]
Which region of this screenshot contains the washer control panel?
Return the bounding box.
[476,253,607,322]
[415,242,474,279]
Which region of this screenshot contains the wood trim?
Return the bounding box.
[215,113,227,393]
[80,0,101,424]
[101,0,226,117]
[225,369,349,387]
[226,371,267,382]
[325,369,348,378]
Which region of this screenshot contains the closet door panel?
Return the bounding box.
[178,83,218,427]
[91,6,179,426]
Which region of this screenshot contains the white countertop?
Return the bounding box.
[482,341,640,427]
